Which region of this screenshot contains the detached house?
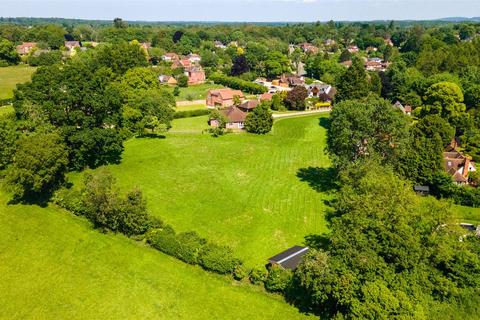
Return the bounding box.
[393,101,412,115]
[238,99,259,112]
[299,42,319,54]
[206,89,245,108]
[16,42,37,55]
[209,106,247,130]
[172,59,191,69]
[158,75,178,86]
[443,149,476,185]
[184,66,206,85]
[307,83,336,102]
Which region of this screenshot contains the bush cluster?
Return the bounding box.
[173,109,210,119]
[147,227,242,274]
[27,50,63,66]
[209,73,267,94]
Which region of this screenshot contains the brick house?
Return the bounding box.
[206,89,245,108]
[16,42,37,55]
[444,149,477,185]
[209,106,247,130]
[184,66,206,85]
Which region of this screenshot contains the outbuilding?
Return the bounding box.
[267,246,309,270]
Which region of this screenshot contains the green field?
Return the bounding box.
[71,115,332,267]
[175,103,208,111]
[0,65,36,100]
[0,191,310,319]
[164,83,224,101]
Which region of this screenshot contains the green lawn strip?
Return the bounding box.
[163,83,224,101]
[0,192,310,319]
[69,115,332,267]
[0,65,36,100]
[175,104,208,112]
[451,204,480,224]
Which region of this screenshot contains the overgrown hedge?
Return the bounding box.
[173,109,210,119]
[209,73,267,94]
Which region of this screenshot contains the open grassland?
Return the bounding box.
[175,103,208,111]
[0,191,310,320]
[71,115,332,267]
[163,83,224,101]
[0,65,36,100]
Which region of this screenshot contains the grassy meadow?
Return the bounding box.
[0,191,311,319]
[70,115,333,267]
[0,65,36,100]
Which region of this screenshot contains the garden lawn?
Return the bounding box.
[175,104,208,111]
[72,115,332,267]
[0,65,36,100]
[163,83,224,101]
[452,204,480,224]
[0,191,310,320]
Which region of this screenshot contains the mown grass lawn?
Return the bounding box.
[0,191,310,320]
[0,65,36,100]
[71,115,332,267]
[163,83,224,101]
[452,204,480,224]
[175,103,208,111]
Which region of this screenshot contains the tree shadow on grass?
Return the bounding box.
[296,166,339,193]
[318,116,331,130]
[136,133,166,139]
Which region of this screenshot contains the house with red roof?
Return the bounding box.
[184,66,206,85]
[206,89,245,108]
[162,52,179,61]
[444,149,477,185]
[209,106,248,130]
[16,42,37,55]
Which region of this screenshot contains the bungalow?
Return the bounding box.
[206,89,245,108]
[187,53,201,64]
[209,106,247,130]
[162,52,179,61]
[268,246,309,270]
[16,42,37,55]
[158,75,178,86]
[443,150,477,185]
[238,99,259,112]
[184,66,206,85]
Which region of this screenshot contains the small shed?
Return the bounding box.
[413,185,430,196]
[268,246,309,270]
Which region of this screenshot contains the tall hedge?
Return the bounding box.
[209,73,267,94]
[198,243,242,274]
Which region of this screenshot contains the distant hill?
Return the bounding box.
[437,17,480,22]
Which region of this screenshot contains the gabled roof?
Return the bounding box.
[239,100,259,110]
[260,92,273,101]
[221,106,247,123]
[209,89,244,100]
[268,246,309,270]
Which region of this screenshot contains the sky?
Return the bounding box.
[1,0,479,22]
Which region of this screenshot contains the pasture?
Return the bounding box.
[71,115,333,267]
[0,191,310,320]
[0,65,36,100]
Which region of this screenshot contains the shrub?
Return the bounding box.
[244,102,273,134]
[117,188,150,236]
[173,86,180,96]
[198,243,242,274]
[233,264,248,281]
[52,187,86,215]
[185,93,195,101]
[264,265,292,293]
[147,226,180,256]
[178,74,189,87]
[176,231,207,264]
[249,268,268,285]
